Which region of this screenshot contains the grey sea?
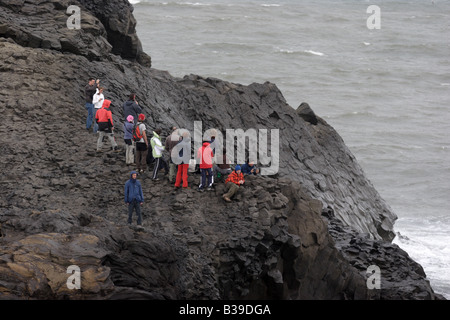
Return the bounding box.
[131,0,450,299]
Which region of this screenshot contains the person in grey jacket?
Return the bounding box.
[123,93,142,122]
[123,115,135,165]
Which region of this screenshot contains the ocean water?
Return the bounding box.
[131,0,450,299]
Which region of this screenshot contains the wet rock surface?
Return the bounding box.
[0,0,443,299]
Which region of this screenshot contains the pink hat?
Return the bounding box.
[127,115,134,122]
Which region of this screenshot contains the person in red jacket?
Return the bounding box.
[222,165,245,202]
[96,99,119,152]
[196,140,214,192]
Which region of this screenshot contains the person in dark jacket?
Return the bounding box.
[95,99,118,152]
[123,93,142,122]
[213,147,232,182]
[240,161,259,175]
[124,171,144,226]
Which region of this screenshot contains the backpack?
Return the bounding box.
[133,123,143,142]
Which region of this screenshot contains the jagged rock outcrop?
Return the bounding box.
[0,0,150,65]
[0,0,442,300]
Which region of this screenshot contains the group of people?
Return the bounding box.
[84,78,260,226]
[84,78,119,152]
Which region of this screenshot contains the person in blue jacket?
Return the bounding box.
[240,161,260,176]
[124,171,144,226]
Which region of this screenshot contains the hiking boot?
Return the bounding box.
[222,195,231,202]
[206,186,213,191]
[197,188,204,193]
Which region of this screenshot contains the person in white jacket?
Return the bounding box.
[92,87,105,133]
[151,128,168,181]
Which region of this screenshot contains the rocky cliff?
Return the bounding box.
[0,0,443,300]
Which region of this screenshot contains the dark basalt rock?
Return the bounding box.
[0,0,443,300]
[296,102,318,125]
[0,0,150,65]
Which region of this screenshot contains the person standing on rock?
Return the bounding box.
[222,165,245,202]
[92,87,105,134]
[150,128,168,181]
[123,115,135,165]
[123,93,142,122]
[124,171,144,226]
[165,126,180,183]
[135,113,149,173]
[96,99,119,152]
[85,78,99,132]
[173,130,191,189]
[196,139,214,192]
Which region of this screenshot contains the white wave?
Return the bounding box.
[178,1,211,6]
[304,50,324,56]
[363,42,371,46]
[261,4,281,7]
[440,83,450,86]
[278,48,294,54]
[129,0,141,4]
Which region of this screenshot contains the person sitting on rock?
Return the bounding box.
[123,115,135,165]
[222,165,245,202]
[240,160,259,176]
[95,99,119,152]
[213,147,232,182]
[124,170,144,226]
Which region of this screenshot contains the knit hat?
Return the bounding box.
[235,165,241,171]
[138,113,145,121]
[127,115,134,123]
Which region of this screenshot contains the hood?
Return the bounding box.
[102,99,111,108]
[130,170,137,180]
[124,100,135,107]
[202,142,210,147]
[153,131,160,139]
